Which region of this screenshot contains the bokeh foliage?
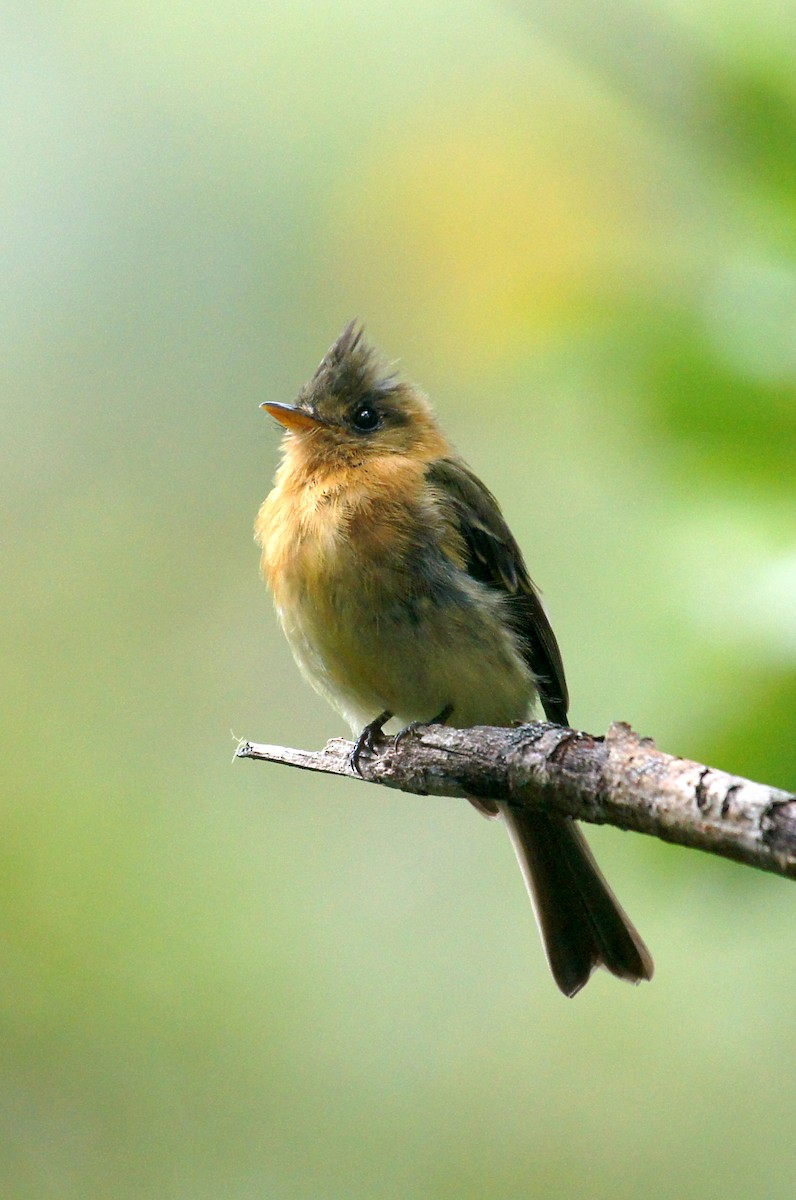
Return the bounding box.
[3,2,795,1197]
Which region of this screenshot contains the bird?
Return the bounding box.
[255,321,653,996]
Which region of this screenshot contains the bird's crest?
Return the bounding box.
[300,320,398,406]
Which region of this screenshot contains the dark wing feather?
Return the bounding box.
[427,457,569,724]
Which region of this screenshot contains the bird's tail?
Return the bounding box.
[498,804,653,997]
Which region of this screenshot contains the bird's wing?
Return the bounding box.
[426,457,569,724]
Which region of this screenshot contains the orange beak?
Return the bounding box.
[260,402,321,432]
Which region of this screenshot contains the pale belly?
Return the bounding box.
[276,561,537,735]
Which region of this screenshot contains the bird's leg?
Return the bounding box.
[394,702,454,750]
[350,710,393,776]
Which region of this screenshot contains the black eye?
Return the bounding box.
[351,404,381,432]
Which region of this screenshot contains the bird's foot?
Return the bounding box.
[394,703,454,750]
[350,710,392,776]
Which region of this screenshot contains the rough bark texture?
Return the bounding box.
[236,721,796,880]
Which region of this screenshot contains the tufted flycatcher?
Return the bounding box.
[255,322,653,997]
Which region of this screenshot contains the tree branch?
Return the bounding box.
[236,721,796,880]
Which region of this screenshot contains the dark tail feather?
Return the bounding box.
[498,805,653,997]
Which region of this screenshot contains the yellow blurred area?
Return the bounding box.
[332,87,717,367]
[339,128,630,359]
[2,2,795,1198]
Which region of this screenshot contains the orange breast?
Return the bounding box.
[257,453,439,601]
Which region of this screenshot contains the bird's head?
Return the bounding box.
[262,322,447,466]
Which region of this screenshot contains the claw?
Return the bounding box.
[393,703,454,750]
[350,710,392,775]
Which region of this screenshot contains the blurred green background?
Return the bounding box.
[3,1,796,1197]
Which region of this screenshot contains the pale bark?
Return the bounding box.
[237,721,796,880]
